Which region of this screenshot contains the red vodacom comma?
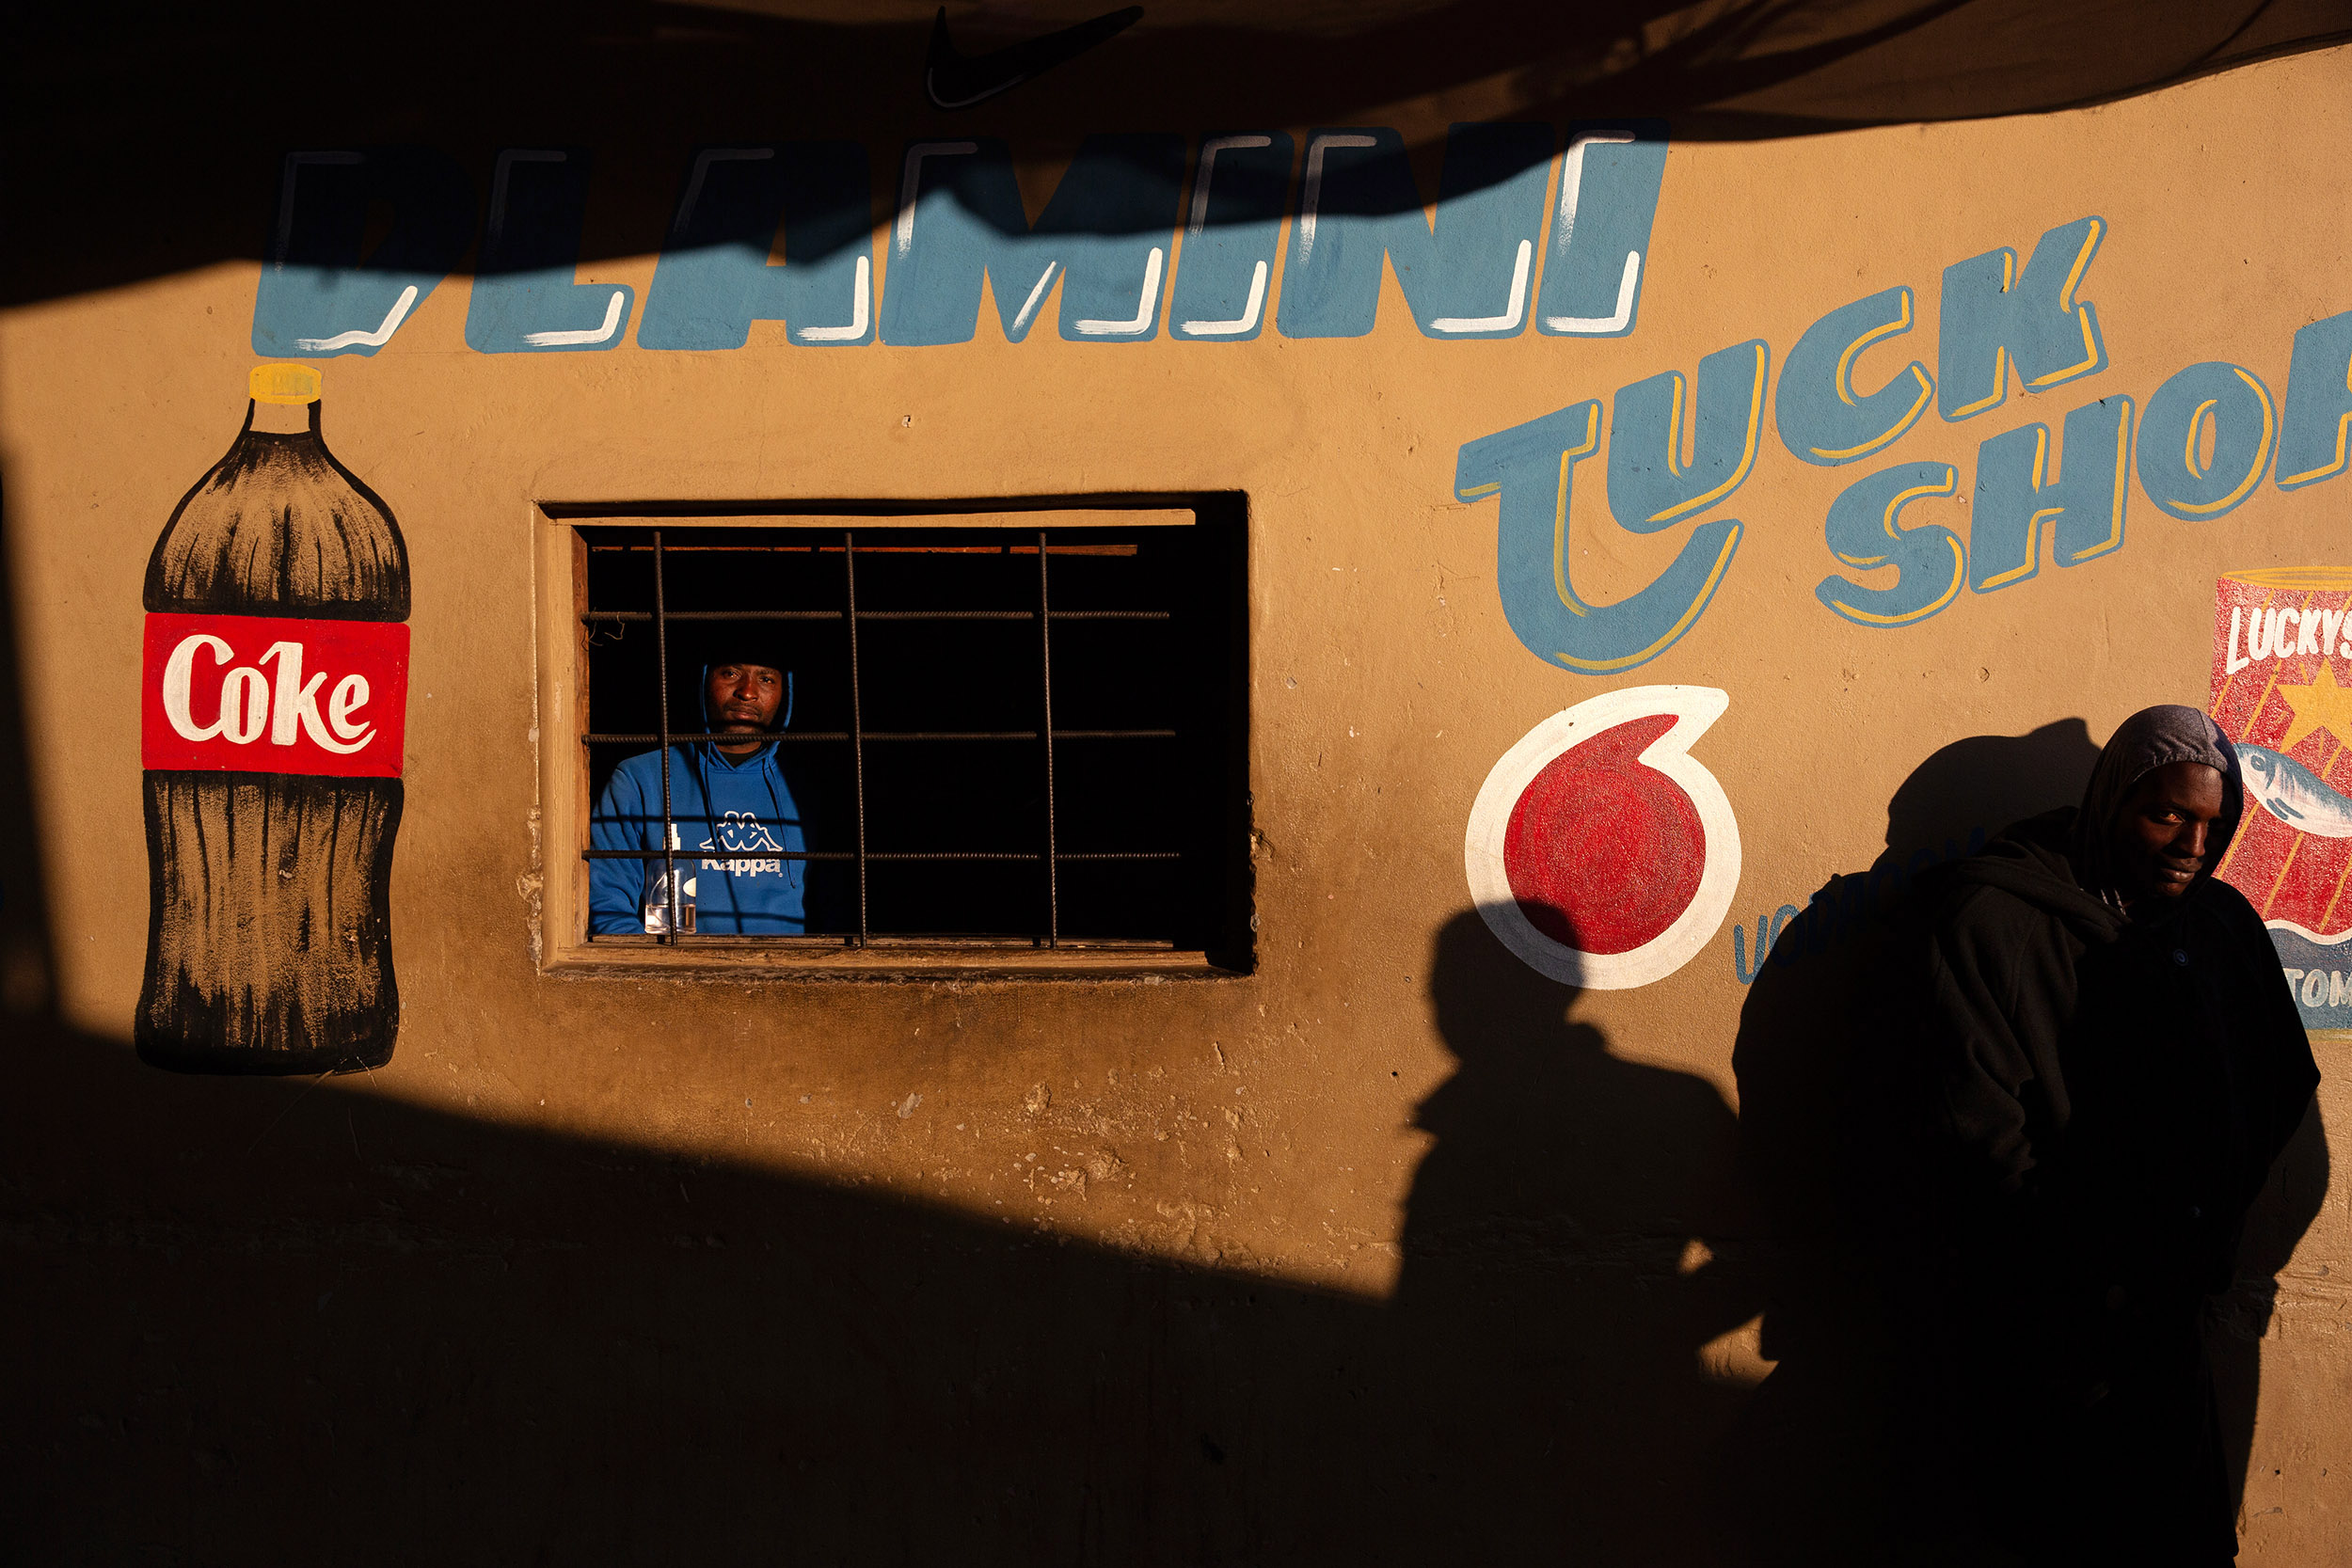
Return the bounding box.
[1466,687,1741,989]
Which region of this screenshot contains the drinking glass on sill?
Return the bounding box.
[643,836,697,934]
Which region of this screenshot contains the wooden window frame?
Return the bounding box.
[531,499,1253,979]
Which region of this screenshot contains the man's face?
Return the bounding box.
[2108,759,2227,902]
[707,662,785,752]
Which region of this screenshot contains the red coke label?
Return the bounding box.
[141,611,409,778]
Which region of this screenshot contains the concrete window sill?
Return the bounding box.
[548,935,1239,981]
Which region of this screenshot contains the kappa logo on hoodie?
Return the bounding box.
[701,810,786,878]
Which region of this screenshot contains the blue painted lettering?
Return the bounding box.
[1774,287,1932,465]
[1732,903,1802,984]
[638,142,874,350]
[2277,309,2352,491]
[252,148,472,358]
[1536,123,1667,339]
[1454,402,1741,673]
[2136,360,2277,519]
[1937,215,2108,421]
[465,149,633,355]
[1279,124,1552,341]
[1816,462,1965,626]
[881,135,1184,346]
[1166,134,1292,341]
[1968,394,2133,591]
[1607,340,1771,531]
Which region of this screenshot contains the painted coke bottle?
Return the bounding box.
[136,364,411,1072]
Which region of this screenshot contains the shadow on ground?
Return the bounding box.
[1,912,1762,1565]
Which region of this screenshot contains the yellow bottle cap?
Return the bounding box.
[249,363,323,405]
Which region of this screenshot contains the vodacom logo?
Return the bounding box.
[1464,685,1740,989]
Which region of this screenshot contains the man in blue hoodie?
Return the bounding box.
[588,641,813,934]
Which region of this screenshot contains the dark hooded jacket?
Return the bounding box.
[1911,709,2317,1562]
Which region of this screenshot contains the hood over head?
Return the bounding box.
[2070,704,2243,909]
[1933,706,2240,937]
[690,622,794,750]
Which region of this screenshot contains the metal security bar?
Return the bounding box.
[654,529,679,939]
[1038,531,1060,944]
[845,531,868,944]
[578,526,1181,948]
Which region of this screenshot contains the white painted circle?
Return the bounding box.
[1463,685,1742,990]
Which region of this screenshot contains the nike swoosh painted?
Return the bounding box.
[924,5,1143,110]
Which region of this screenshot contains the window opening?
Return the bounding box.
[570,507,1248,964]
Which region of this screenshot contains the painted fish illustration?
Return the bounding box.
[2236,743,2352,838]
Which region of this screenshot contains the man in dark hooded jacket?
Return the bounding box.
[1909,705,2318,1564]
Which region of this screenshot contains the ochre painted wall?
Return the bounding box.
[4,33,2349,1562]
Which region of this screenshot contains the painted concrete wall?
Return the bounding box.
[5,24,2350,1561]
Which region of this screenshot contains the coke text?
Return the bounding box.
[141,611,409,778]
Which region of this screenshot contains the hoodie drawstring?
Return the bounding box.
[689,665,801,893]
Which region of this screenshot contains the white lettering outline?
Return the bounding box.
[163,634,235,741]
[328,674,373,742]
[1011,262,1059,335]
[219,668,271,745]
[1176,135,1275,340]
[1296,134,1376,265]
[1074,246,1165,337]
[1543,133,1644,336]
[260,641,375,753]
[799,255,871,342]
[1429,239,1531,334]
[897,141,978,256]
[524,291,627,348]
[1179,261,1266,338]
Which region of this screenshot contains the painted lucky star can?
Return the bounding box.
[2208,566,2352,1028]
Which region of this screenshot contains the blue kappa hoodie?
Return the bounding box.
[588,671,810,934]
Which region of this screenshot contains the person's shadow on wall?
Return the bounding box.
[1723,720,2330,1565]
[1370,908,1762,1565]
